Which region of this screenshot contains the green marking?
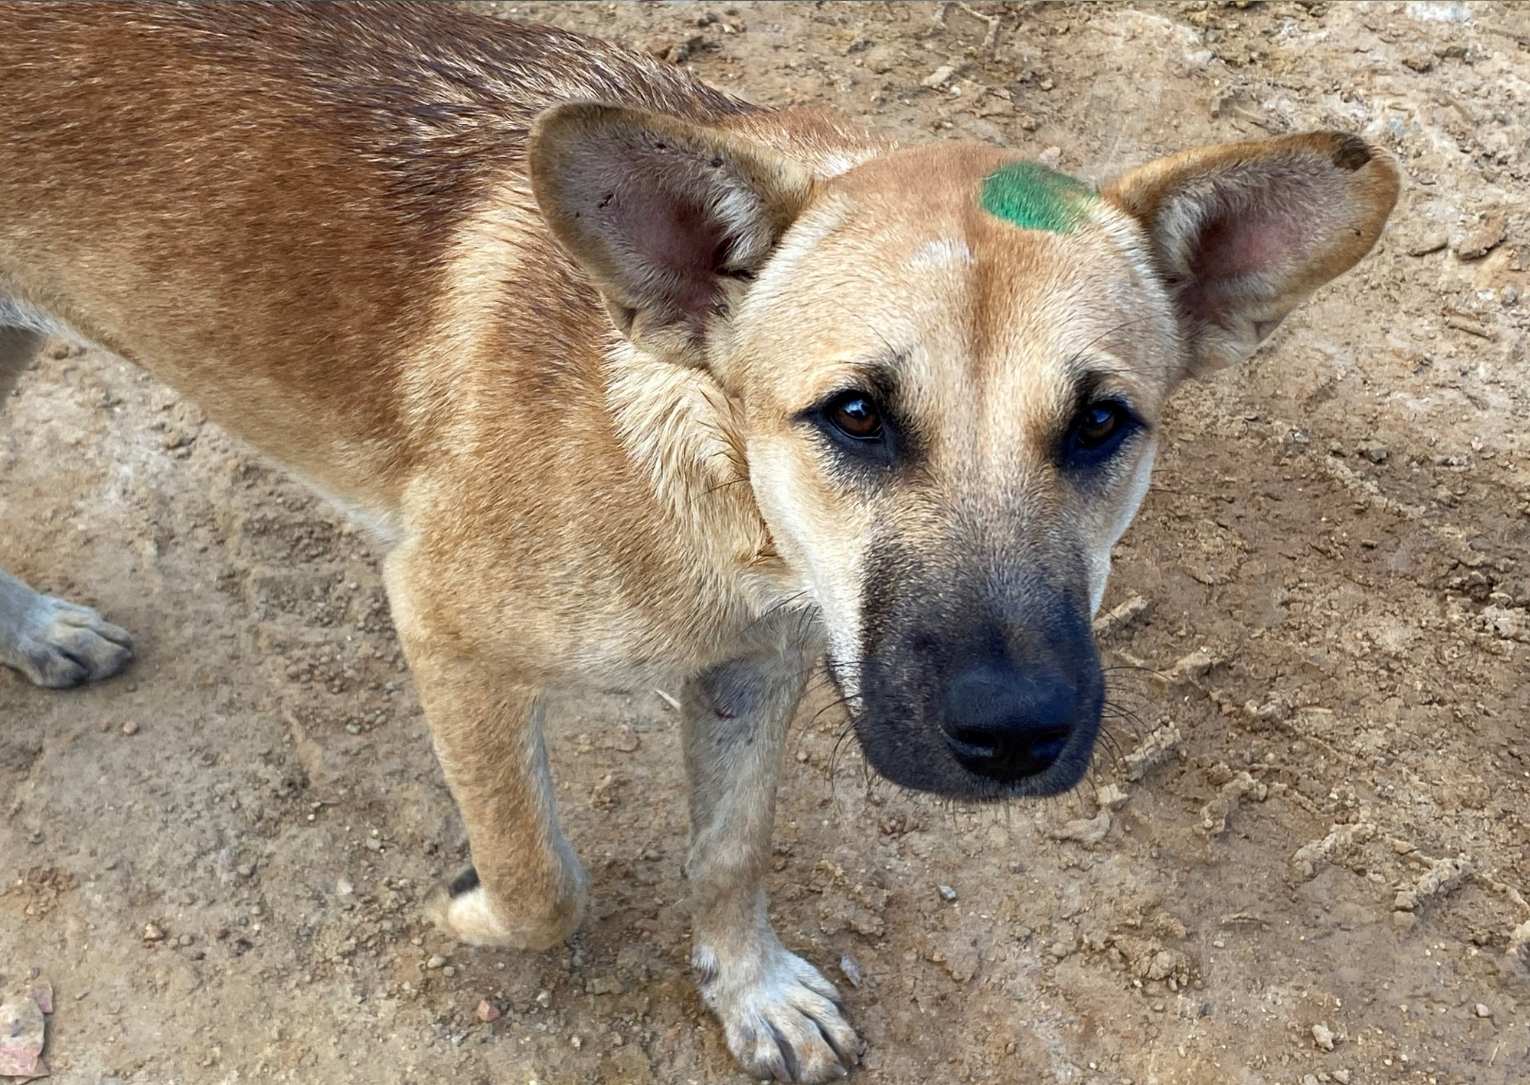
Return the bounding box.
[979,161,1095,234]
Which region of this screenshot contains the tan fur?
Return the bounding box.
[0,4,1397,1080]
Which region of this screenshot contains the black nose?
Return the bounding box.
[940,663,1078,781]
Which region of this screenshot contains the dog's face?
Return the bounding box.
[533,108,1398,800]
[730,146,1174,798]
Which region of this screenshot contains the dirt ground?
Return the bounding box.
[2,2,1527,1083]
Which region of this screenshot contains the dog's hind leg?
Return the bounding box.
[682,641,862,1084]
[0,323,135,687]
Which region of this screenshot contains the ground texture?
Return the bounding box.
[2,2,1527,1083]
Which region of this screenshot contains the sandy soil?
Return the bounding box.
[2,2,1527,1083]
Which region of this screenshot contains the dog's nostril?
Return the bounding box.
[1028,728,1070,766]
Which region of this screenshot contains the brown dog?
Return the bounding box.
[0,3,1397,1080]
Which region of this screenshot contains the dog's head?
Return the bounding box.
[531,105,1398,800]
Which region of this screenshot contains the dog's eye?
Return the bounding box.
[1064,400,1137,466]
[1075,403,1122,448]
[826,392,883,441]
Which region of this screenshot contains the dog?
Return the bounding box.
[0,3,1398,1080]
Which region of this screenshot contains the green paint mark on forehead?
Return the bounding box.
[979,161,1096,234]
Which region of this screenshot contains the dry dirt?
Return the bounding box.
[2,2,1527,1083]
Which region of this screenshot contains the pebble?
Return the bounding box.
[426,954,446,970]
[0,995,46,1078]
[1404,229,1449,256]
[142,922,166,943]
[937,884,958,902]
[237,863,256,879]
[1454,211,1507,260]
[121,721,140,736]
[475,999,501,1024]
[442,965,457,979]
[535,989,552,1008]
[1312,1022,1336,1051]
[839,953,863,988]
[1333,1071,1351,1085]
[921,64,956,89]
[1474,1003,1492,1018]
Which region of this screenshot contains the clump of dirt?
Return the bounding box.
[2,3,1526,1083]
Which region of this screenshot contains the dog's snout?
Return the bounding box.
[939,662,1078,782]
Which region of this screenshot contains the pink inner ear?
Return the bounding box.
[610,180,729,327]
[1192,210,1306,282]
[1183,195,1316,322]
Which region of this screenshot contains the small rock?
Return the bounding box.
[237,862,256,879]
[26,981,53,1016]
[1474,1003,1492,1018]
[1093,594,1152,639]
[1332,1071,1351,1085]
[1166,648,1216,683]
[937,884,958,903]
[1050,809,1112,847]
[426,954,447,970]
[1096,784,1130,811]
[1357,442,1390,464]
[1402,52,1435,72]
[1393,855,1471,911]
[535,988,552,1008]
[1145,949,1178,981]
[365,837,383,852]
[476,999,501,1023]
[863,45,899,74]
[839,953,863,988]
[143,922,166,943]
[121,720,140,736]
[1312,1022,1336,1051]
[1125,723,1183,782]
[0,995,46,1078]
[1404,229,1449,257]
[1455,212,1507,260]
[570,1034,583,1050]
[921,64,956,89]
[442,965,457,978]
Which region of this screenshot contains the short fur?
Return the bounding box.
[0,4,1397,1081]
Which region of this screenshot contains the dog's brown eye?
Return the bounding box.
[1075,403,1121,447]
[828,393,883,441]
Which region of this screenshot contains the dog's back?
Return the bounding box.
[0,1,753,497]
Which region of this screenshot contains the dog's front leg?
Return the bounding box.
[683,652,861,1082]
[406,646,588,950]
[386,557,587,950]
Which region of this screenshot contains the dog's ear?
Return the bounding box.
[1103,131,1399,378]
[530,103,814,365]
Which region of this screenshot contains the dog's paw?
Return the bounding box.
[425,864,588,952]
[695,939,861,1083]
[2,594,133,689]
